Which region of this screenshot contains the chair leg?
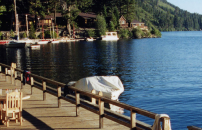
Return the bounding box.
[15,113,18,123]
[5,116,9,127]
[19,112,22,126]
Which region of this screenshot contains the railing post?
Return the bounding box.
[0,65,2,79]
[98,91,104,129]
[161,117,171,130]
[75,91,80,116]
[57,85,61,108]
[30,77,34,94]
[130,109,136,130]
[10,66,13,84]
[20,72,23,89]
[14,69,17,86]
[10,63,16,85]
[91,89,96,104]
[5,68,8,82]
[43,80,46,101]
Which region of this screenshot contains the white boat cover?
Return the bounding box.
[74,76,124,101]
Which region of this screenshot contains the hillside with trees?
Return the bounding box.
[0,0,202,39]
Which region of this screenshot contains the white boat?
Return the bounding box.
[51,39,60,43]
[59,37,79,43]
[86,37,95,41]
[101,32,119,41]
[20,38,34,44]
[5,40,26,48]
[66,76,124,113]
[31,44,40,49]
[37,40,50,44]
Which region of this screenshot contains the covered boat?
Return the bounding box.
[66,76,124,113]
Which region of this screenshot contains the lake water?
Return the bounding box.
[0,31,202,129]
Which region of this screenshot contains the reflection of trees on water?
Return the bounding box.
[0,46,31,71]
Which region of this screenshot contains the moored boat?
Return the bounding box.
[37,40,51,44]
[85,37,95,41]
[51,39,60,43]
[101,32,119,41]
[65,76,124,113]
[5,40,26,48]
[31,44,40,49]
[0,41,9,45]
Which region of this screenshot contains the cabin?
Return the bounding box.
[130,20,148,30]
[28,13,65,27]
[119,15,128,28]
[76,12,97,28]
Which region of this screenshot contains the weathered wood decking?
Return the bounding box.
[0,75,129,130]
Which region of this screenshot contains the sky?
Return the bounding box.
[167,0,202,15]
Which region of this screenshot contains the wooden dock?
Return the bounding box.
[0,75,129,130]
[0,62,176,130]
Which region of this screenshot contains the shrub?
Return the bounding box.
[132,27,144,39]
[96,15,107,36]
[29,23,36,39]
[0,32,2,40]
[10,29,14,37]
[119,28,130,39]
[44,30,51,38]
[151,27,161,38]
[87,30,95,37]
[20,32,27,38]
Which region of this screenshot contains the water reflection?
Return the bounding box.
[0,47,31,71]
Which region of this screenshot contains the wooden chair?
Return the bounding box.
[1,91,23,127]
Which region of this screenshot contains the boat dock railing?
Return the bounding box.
[0,62,170,130]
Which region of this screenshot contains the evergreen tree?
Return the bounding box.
[29,23,36,39]
[96,14,107,36]
[109,21,115,31]
[29,0,46,29]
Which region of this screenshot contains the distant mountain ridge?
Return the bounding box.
[136,0,202,31]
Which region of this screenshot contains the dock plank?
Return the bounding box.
[0,75,129,130]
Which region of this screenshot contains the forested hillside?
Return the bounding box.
[0,0,202,31]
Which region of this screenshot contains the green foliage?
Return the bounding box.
[1,0,202,35]
[132,27,144,39]
[10,29,14,37]
[29,23,36,39]
[103,5,107,18]
[144,30,151,38]
[111,12,117,28]
[53,31,57,38]
[119,28,130,39]
[96,15,107,36]
[0,32,2,39]
[151,27,162,38]
[87,30,95,37]
[23,32,27,38]
[44,30,51,38]
[109,21,115,31]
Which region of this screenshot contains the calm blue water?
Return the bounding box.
[1,31,202,129]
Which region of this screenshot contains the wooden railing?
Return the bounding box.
[0,62,170,130]
[187,126,202,130]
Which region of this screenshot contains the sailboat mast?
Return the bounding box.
[14,0,19,40]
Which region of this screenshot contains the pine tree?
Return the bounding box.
[96,15,107,36]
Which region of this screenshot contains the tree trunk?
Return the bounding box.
[54,2,56,25]
[67,6,71,37]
